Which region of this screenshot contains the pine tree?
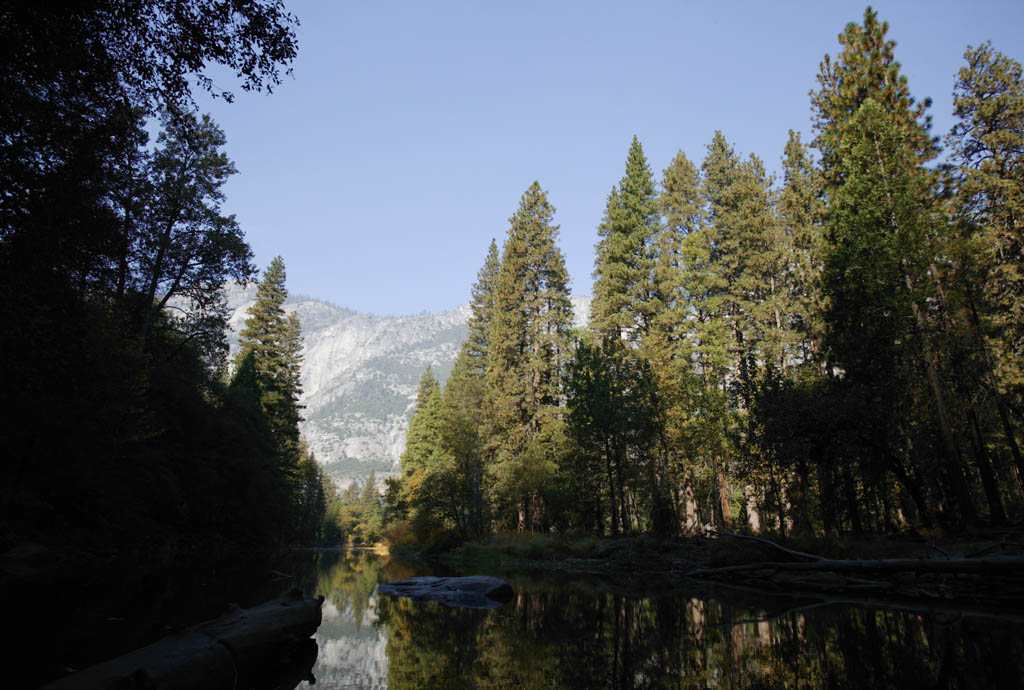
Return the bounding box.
[591,136,662,344]
[698,131,743,389]
[810,7,936,189]
[947,42,1024,491]
[654,149,705,347]
[651,149,708,533]
[463,239,501,376]
[948,43,1024,388]
[486,181,573,529]
[402,366,442,484]
[399,367,443,533]
[234,256,304,458]
[778,130,825,365]
[811,9,985,527]
[436,350,490,538]
[359,470,384,543]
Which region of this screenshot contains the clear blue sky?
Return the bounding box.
[195,0,1024,316]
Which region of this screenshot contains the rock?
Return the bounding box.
[377,576,514,609]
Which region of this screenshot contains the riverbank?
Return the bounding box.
[395,527,1024,614]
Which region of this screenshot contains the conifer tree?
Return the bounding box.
[654,149,705,349]
[810,8,1008,528]
[651,149,708,533]
[358,470,384,543]
[234,256,304,458]
[436,351,490,537]
[402,366,442,484]
[778,130,825,365]
[698,132,744,387]
[463,239,501,376]
[399,366,444,534]
[591,136,662,343]
[947,42,1024,490]
[810,7,936,189]
[486,181,573,529]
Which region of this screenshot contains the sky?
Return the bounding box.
[194,0,1024,316]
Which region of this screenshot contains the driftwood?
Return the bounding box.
[44,589,323,690]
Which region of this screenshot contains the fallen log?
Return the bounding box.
[44,589,323,690]
[687,554,1024,578]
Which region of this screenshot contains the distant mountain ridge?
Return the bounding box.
[225,283,590,485]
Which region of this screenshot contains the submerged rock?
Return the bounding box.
[377,576,514,609]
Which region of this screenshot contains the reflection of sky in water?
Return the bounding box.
[287,551,1024,690]
[301,593,388,689]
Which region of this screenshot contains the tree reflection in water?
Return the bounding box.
[299,552,1024,690]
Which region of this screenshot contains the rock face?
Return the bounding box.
[377,576,514,609]
[226,284,591,486]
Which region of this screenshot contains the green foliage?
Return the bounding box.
[376,8,1024,544]
[135,108,255,357]
[463,239,501,376]
[330,471,384,545]
[562,335,665,535]
[591,136,662,343]
[234,257,305,458]
[948,42,1024,393]
[485,182,573,530]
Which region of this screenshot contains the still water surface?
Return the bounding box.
[291,550,1024,690]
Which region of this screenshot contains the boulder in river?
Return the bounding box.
[377,576,514,609]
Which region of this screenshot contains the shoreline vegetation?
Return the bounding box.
[386,529,1024,618]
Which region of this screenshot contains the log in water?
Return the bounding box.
[44,589,323,690]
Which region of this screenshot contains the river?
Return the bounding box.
[23,548,1024,689]
[291,549,1023,689]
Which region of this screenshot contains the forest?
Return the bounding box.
[3,2,1023,575]
[389,8,1024,547]
[0,2,331,571]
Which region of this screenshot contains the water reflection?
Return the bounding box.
[299,551,1024,690]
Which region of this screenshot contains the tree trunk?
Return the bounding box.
[905,272,977,525]
[683,469,699,535]
[967,407,1007,524]
[744,485,761,534]
[606,441,618,536]
[792,461,813,536]
[965,277,1024,493]
[842,464,863,534]
[713,454,730,529]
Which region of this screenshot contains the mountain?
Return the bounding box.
[225,285,590,486]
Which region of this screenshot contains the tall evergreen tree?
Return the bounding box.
[810,7,936,189]
[436,351,490,538]
[650,149,710,533]
[234,256,304,458]
[398,366,443,532]
[778,130,825,366]
[486,181,573,529]
[812,8,986,522]
[591,136,662,344]
[463,239,501,375]
[947,41,1024,492]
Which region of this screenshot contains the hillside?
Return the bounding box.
[226,284,589,485]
